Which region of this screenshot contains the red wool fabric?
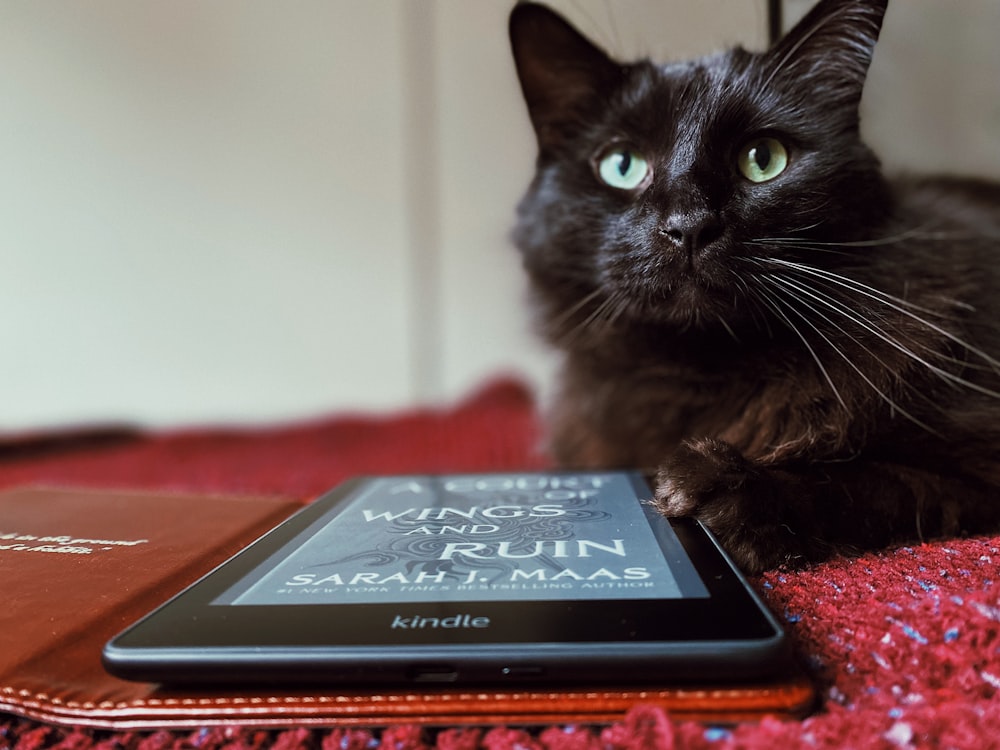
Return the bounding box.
[1,379,998,749]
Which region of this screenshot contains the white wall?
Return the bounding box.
[1,3,415,428]
[0,1,769,429]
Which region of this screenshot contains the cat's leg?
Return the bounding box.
[654,438,1000,573]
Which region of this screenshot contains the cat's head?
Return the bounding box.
[510,0,892,339]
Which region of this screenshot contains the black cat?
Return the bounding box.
[509,0,1000,573]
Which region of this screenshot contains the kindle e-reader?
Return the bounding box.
[102,471,788,686]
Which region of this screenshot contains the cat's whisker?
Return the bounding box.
[770,269,974,368]
[769,273,958,379]
[759,276,942,433]
[752,224,956,249]
[559,288,633,347]
[760,257,948,317]
[762,257,1000,374]
[739,252,1000,425]
[747,239,857,258]
[940,297,978,314]
[772,276,968,426]
[566,294,618,344]
[729,267,775,337]
[548,287,613,344]
[773,221,826,236]
[593,290,632,341]
[761,267,1000,401]
[551,287,606,332]
[762,256,959,328]
[716,313,739,343]
[764,274,933,377]
[749,281,849,409]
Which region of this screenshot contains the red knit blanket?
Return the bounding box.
[1,379,997,749]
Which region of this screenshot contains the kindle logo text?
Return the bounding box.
[390,614,490,630]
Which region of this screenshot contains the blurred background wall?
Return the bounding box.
[786,0,1000,178]
[1,1,997,430]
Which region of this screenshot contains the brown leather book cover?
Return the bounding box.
[0,487,814,730]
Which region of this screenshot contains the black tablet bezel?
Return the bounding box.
[102,472,788,686]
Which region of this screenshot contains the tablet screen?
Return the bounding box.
[215,472,708,606]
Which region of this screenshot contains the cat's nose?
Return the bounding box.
[658,210,722,255]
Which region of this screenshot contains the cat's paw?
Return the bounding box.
[654,438,750,516]
[654,439,804,573]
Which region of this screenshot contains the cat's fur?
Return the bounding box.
[509,0,1000,573]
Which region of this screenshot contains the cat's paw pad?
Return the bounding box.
[652,472,692,515]
[653,438,751,518]
[653,439,815,573]
[654,439,783,572]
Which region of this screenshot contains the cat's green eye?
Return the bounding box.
[596,146,651,191]
[738,137,789,183]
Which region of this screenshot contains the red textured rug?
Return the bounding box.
[1,379,998,749]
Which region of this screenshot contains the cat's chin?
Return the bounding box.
[610,276,740,332]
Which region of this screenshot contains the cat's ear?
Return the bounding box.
[509,2,623,150]
[765,0,888,108]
